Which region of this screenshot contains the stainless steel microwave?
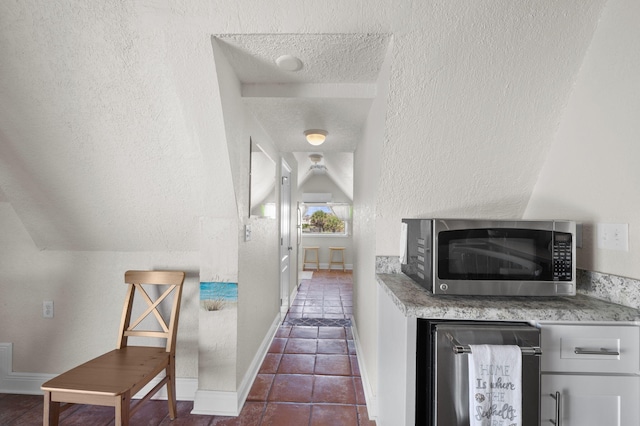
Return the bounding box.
[400,219,576,296]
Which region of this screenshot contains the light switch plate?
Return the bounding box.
[596,223,629,251]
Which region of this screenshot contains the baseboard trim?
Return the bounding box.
[281,281,300,315]
[236,312,282,409]
[135,376,198,401]
[304,264,354,271]
[192,389,239,416]
[0,342,197,400]
[0,343,55,395]
[192,311,282,416]
[318,263,353,271]
[290,284,299,305]
[350,318,378,421]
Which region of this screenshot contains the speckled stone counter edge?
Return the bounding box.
[375,256,640,322]
[577,269,640,310]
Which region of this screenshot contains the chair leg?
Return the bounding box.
[43,391,60,426]
[167,360,178,420]
[115,392,131,426]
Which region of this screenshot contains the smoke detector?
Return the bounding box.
[275,55,303,72]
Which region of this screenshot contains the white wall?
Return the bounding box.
[352,38,394,412]
[0,202,200,377]
[299,173,352,204]
[373,1,606,256]
[237,125,281,387]
[300,236,353,271]
[197,38,243,392]
[525,0,640,280]
[207,39,282,392]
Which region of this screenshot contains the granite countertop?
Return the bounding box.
[377,273,640,323]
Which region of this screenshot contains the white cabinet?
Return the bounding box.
[376,285,416,426]
[540,322,640,426]
[541,374,639,426]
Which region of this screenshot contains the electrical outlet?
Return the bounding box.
[597,223,629,251]
[43,300,54,318]
[245,224,252,242]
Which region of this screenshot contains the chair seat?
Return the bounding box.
[42,346,169,397]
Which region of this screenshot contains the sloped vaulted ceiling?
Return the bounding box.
[0,1,208,251]
[0,0,608,251]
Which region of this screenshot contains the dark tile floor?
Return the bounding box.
[0,270,376,425]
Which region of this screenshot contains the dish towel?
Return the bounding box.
[468,344,523,426]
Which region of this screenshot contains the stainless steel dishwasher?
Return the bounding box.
[416,320,541,426]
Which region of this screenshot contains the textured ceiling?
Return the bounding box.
[214,34,389,84]
[215,33,391,197]
[242,97,372,153]
[0,1,607,251]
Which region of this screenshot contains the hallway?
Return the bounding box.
[0,270,376,425]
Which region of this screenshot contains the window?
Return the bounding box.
[300,203,351,236]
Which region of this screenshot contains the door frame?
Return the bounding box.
[279,159,292,314]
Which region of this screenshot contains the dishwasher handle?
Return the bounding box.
[447,333,542,356]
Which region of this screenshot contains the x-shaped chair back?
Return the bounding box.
[117,270,185,353]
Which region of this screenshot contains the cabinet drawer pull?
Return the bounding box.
[549,391,561,426]
[574,347,620,356]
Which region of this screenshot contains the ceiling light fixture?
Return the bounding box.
[308,153,327,175]
[304,129,328,146]
[308,153,323,164]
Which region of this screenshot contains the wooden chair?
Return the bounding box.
[41,270,186,426]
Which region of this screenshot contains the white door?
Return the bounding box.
[541,374,640,426]
[279,160,292,313]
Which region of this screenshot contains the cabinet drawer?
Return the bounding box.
[541,323,640,374]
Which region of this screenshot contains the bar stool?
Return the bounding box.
[328,247,346,271]
[303,246,319,271]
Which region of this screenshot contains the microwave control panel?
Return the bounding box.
[552,233,573,281]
